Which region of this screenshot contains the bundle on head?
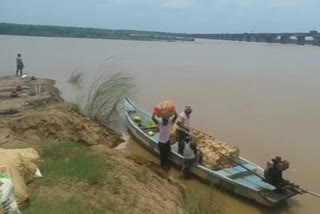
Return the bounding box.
[154,101,175,118]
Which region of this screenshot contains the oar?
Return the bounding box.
[217,151,265,180]
[286,182,320,198]
[218,152,320,199]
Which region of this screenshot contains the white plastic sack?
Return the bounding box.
[0,173,21,214]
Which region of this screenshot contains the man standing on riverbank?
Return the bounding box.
[177,106,192,154]
[16,53,24,76]
[152,111,178,169]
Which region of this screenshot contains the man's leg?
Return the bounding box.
[158,143,166,168]
[195,150,202,164]
[183,159,193,178]
[163,142,171,167]
[178,130,185,154]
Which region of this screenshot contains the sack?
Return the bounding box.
[0,170,21,214]
[154,101,175,118]
[0,148,40,205]
[0,148,40,184]
[169,124,178,143]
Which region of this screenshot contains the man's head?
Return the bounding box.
[272,156,282,165]
[184,106,192,115]
[184,134,192,142]
[162,118,169,126]
[17,53,21,57]
[266,161,273,169]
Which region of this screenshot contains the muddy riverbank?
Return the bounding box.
[0,76,186,214]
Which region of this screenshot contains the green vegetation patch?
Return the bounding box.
[23,195,115,214]
[133,166,149,183]
[184,185,227,214]
[40,142,113,185]
[0,23,195,42]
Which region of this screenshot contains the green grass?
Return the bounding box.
[23,196,115,214]
[22,141,117,214]
[39,142,113,185]
[183,185,227,214]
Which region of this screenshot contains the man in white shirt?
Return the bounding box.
[152,111,178,168]
[177,106,192,154]
[181,134,197,178]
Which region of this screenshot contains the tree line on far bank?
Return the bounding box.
[0,23,194,42]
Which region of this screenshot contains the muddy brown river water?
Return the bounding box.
[1,35,320,213]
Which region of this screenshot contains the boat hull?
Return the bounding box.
[124,97,297,207]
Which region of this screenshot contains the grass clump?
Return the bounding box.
[68,69,84,84]
[85,72,134,127]
[184,185,227,214]
[133,167,149,183]
[40,142,113,185]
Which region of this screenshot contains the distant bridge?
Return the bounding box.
[189,31,320,46]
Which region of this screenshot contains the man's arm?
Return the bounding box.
[151,113,158,125]
[172,111,178,124]
[191,142,197,155]
[177,117,190,132]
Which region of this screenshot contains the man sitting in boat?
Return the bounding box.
[152,111,178,169]
[264,156,290,188]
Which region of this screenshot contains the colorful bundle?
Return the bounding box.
[154,101,176,118]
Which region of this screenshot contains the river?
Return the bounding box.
[1,35,320,214]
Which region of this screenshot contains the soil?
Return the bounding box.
[0,76,62,114]
[0,76,185,214]
[0,104,123,149]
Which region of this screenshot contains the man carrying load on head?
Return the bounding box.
[177,106,192,155]
[152,110,178,169]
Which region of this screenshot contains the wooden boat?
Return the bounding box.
[124,97,299,207]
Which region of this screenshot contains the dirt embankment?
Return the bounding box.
[0,76,185,214]
[0,105,123,149]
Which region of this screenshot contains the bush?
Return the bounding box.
[68,69,84,84]
[85,72,134,127]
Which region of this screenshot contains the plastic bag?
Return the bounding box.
[0,172,21,214]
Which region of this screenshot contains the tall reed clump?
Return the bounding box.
[85,72,134,127]
[68,69,84,84]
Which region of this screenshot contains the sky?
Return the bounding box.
[0,0,319,33]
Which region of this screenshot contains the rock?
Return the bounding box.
[10,90,18,98]
[28,91,36,96]
[114,142,128,150]
[16,85,23,91]
[0,109,18,115]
